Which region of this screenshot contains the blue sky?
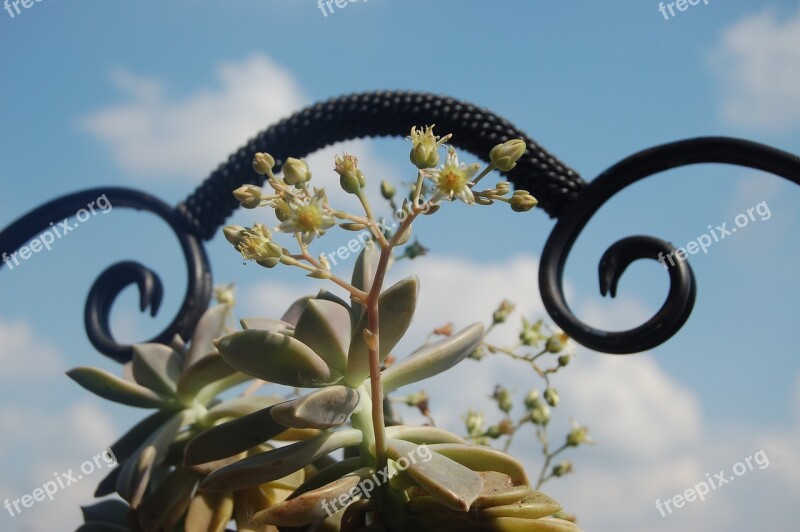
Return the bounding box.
[1,1,799,530]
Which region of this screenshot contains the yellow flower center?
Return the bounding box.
[295,205,323,232]
[439,167,467,194]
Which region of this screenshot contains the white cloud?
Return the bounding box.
[0,320,62,379]
[709,7,800,131]
[80,54,308,179]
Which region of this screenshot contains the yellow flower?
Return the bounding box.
[425,147,479,204]
[275,191,335,244]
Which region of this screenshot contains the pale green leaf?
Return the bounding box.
[200,429,362,492]
[294,299,352,373]
[185,304,231,368]
[382,323,484,392]
[131,343,182,396]
[346,277,418,386]
[386,439,483,512]
[215,330,336,387]
[67,367,171,408]
[271,386,359,429]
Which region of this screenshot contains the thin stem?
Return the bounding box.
[470,162,496,187]
[536,441,568,489]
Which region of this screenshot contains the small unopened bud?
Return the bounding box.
[558,354,571,367]
[469,345,487,361]
[213,284,236,306]
[381,180,396,200]
[433,323,454,336]
[318,254,331,270]
[492,385,513,414]
[524,389,541,410]
[509,190,538,212]
[282,157,311,186]
[233,185,263,209]
[495,181,511,195]
[544,387,559,407]
[402,240,429,260]
[492,299,516,324]
[490,139,526,172]
[273,199,291,222]
[566,422,593,447]
[465,410,484,435]
[223,225,247,246]
[546,331,570,353]
[552,460,573,477]
[335,154,366,194]
[252,152,275,176]
[529,405,550,426]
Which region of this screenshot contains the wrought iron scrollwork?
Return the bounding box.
[2,91,798,361]
[540,137,800,353]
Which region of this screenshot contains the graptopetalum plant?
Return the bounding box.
[71,127,588,531]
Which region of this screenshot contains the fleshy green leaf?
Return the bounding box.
[382,323,484,392]
[350,241,381,323]
[201,429,362,492]
[204,395,282,424]
[215,329,336,387]
[110,410,176,462]
[478,491,562,519]
[185,490,234,532]
[116,412,186,503]
[132,343,182,396]
[253,468,372,527]
[346,276,419,386]
[67,367,171,408]
[80,500,130,526]
[240,317,294,334]
[474,471,530,507]
[483,516,581,531]
[137,467,200,531]
[185,304,231,368]
[271,386,359,429]
[294,299,352,373]
[176,353,242,405]
[385,425,466,445]
[281,296,312,326]
[184,405,287,466]
[426,444,529,485]
[386,439,483,512]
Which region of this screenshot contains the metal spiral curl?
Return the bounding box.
[540,137,800,354]
[0,188,211,363]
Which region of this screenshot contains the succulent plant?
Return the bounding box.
[71,129,584,531]
[70,302,321,531]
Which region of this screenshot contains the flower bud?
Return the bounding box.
[273,199,292,222]
[509,190,538,212]
[529,405,550,426]
[468,345,487,361]
[492,385,513,414]
[495,181,511,195]
[233,185,263,209]
[409,125,450,169]
[558,354,571,367]
[524,389,541,410]
[465,410,484,435]
[213,284,236,306]
[490,139,526,172]
[252,152,275,176]
[282,157,311,186]
[380,180,396,200]
[223,225,247,246]
[545,331,570,353]
[492,299,515,324]
[544,387,559,407]
[552,460,573,477]
[566,422,593,447]
[335,154,366,194]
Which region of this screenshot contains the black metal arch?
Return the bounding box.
[1,91,798,361]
